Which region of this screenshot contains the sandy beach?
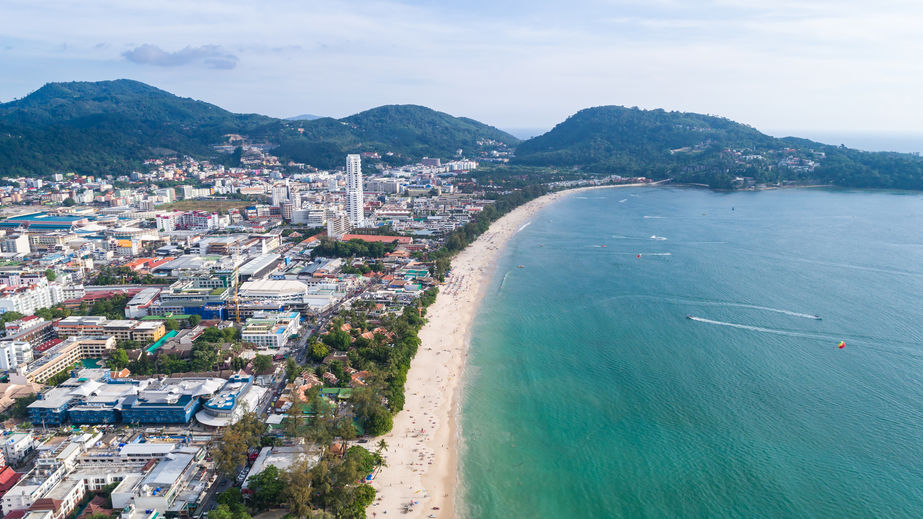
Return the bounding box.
[368,184,645,518]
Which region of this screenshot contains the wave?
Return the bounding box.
[618,199,627,203]
[517,221,532,232]
[643,216,666,219]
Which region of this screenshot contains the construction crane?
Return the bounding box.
[229,250,242,324]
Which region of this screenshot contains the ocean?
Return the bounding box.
[459,187,923,518]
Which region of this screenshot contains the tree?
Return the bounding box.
[210,412,266,476]
[164,319,179,331]
[281,457,316,518]
[208,505,232,519]
[285,357,300,383]
[310,341,330,362]
[322,330,351,351]
[253,355,273,374]
[62,197,76,207]
[248,465,284,511]
[44,269,57,281]
[188,314,201,327]
[216,488,244,508]
[0,312,24,324]
[2,394,37,420]
[107,349,130,370]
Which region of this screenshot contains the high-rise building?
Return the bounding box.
[271,184,289,207]
[346,154,364,227]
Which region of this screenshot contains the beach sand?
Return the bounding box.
[367,184,645,518]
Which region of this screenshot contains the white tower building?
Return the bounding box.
[346,154,365,227]
[271,184,289,207]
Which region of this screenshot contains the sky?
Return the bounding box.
[2,0,923,137]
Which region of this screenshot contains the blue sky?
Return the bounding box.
[1,0,922,135]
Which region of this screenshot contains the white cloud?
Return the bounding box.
[0,0,921,132]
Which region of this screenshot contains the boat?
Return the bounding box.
[686,315,694,319]
[814,315,822,320]
[517,265,525,268]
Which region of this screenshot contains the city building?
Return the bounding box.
[195,373,267,427]
[121,377,225,424]
[345,154,364,227]
[240,311,301,349]
[238,280,309,305]
[0,234,30,255]
[54,317,107,338]
[22,337,116,384]
[0,341,33,371]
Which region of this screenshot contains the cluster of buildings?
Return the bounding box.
[0,136,537,518]
[0,426,219,519]
[26,368,265,428]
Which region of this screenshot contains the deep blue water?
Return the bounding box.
[460,187,923,518]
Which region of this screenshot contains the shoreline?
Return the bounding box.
[367,183,643,518]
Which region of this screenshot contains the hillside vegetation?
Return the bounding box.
[514,106,923,190]
[0,80,518,175]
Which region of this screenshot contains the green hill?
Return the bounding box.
[515,106,923,190]
[272,104,518,169]
[0,80,271,175]
[0,81,518,175]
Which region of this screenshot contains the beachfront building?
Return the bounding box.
[346,154,364,227]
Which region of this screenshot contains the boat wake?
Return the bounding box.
[687,316,827,339]
[730,304,820,320]
[498,271,510,292]
[650,235,668,241]
[649,296,822,320]
[643,216,666,219]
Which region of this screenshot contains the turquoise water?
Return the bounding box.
[459,187,923,518]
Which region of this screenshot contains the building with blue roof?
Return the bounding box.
[0,212,89,231]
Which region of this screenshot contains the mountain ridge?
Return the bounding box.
[0,80,518,174]
[514,105,923,189]
[1,81,922,190]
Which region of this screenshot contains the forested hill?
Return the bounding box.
[0,80,518,175]
[515,106,923,190]
[273,105,518,169]
[0,80,272,175]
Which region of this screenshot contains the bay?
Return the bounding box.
[460,187,923,518]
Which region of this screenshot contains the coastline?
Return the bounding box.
[368,184,644,518]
